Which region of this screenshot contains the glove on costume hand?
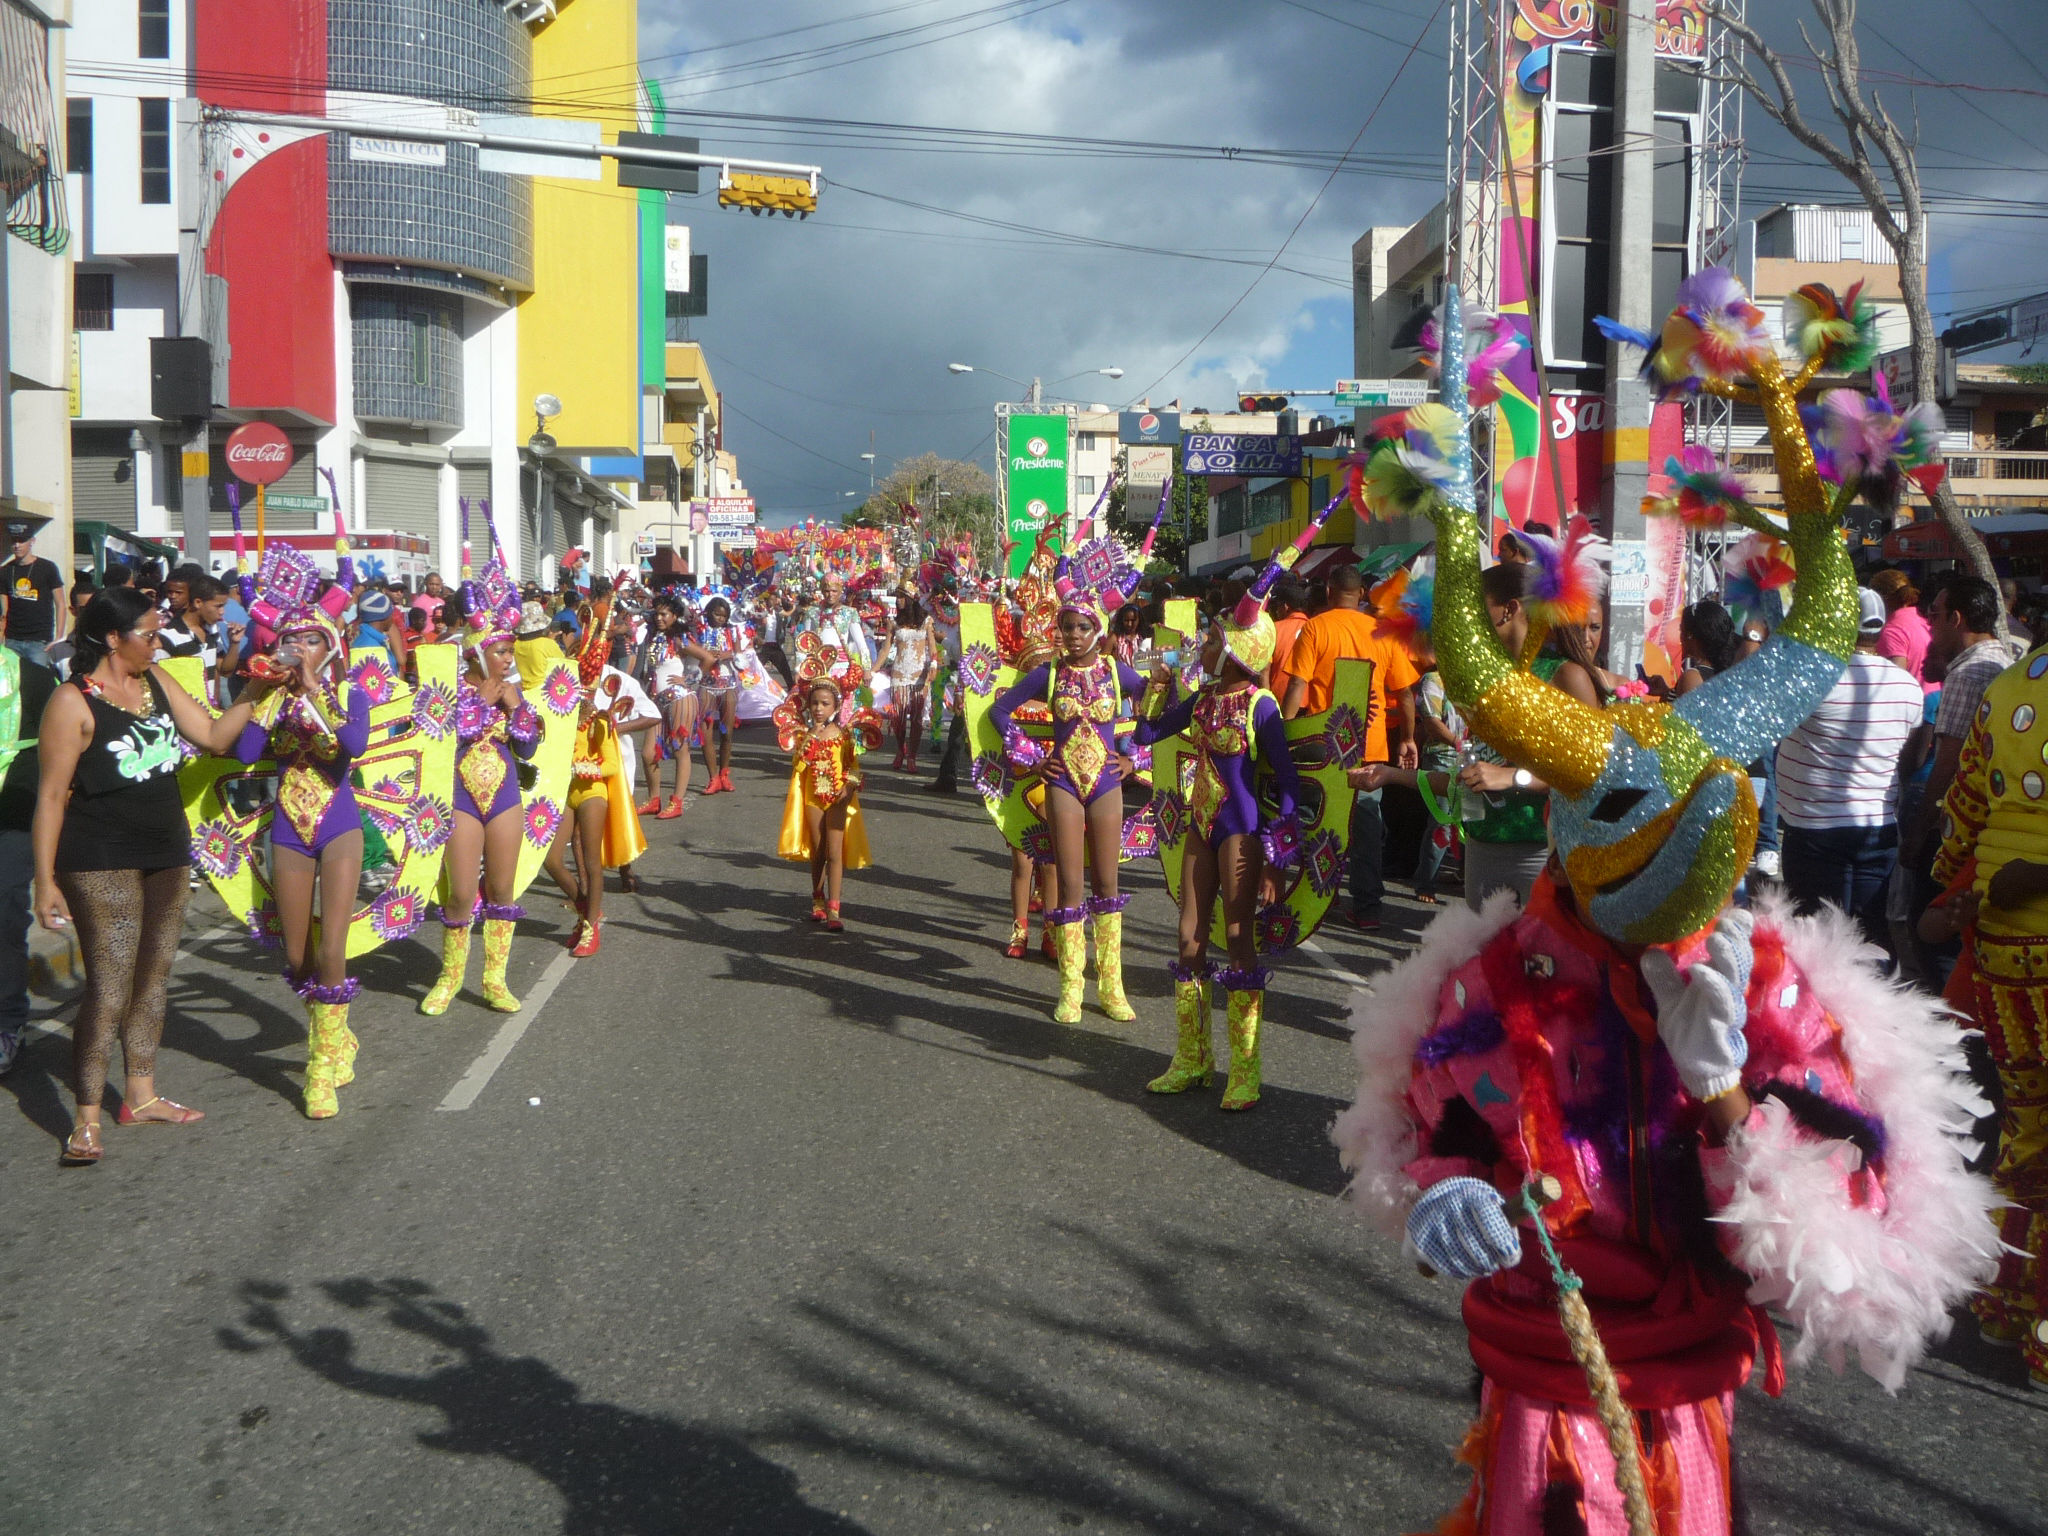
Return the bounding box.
[1640,906,1754,1102]
[1407,1176,1522,1280]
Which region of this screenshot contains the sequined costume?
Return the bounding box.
[453,682,541,823]
[1933,647,2048,1384]
[567,712,648,869]
[235,684,372,857]
[777,726,873,869]
[1136,682,1299,850]
[1333,282,2000,1534]
[990,656,1147,806]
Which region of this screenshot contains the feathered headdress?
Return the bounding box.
[1514,522,1610,664]
[775,631,885,751]
[459,499,522,653]
[1219,484,1348,675]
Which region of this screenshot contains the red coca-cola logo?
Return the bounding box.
[225,421,294,485]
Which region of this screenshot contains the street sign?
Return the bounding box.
[617,132,700,195]
[1335,378,1428,407]
[476,113,603,180]
[264,493,329,514]
[1181,433,1301,477]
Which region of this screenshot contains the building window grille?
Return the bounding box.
[139,98,170,203]
[66,98,91,174]
[139,0,170,58]
[75,271,114,330]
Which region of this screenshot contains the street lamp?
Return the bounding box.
[946,364,1122,407]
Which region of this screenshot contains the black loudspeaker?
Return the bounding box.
[150,336,213,420]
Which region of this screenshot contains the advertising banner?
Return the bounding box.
[1182,433,1301,477]
[1004,413,1070,577]
[1118,410,1181,446]
[694,496,757,534]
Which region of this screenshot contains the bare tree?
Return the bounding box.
[1705,0,2001,602]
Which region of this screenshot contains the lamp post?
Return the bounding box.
[946,363,1123,408]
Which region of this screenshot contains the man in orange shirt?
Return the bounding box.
[1282,564,1418,928]
[1266,578,1309,697]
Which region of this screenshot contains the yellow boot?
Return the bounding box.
[1148,962,1213,1093]
[419,912,473,1016]
[478,903,523,1013]
[1088,897,1137,1022]
[1218,966,1269,1110]
[1049,907,1087,1025]
[300,978,359,1116]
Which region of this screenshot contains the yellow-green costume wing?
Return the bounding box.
[511,658,581,899]
[1147,653,1374,954]
[171,644,461,958]
[0,649,23,781]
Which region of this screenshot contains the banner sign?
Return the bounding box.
[1004,413,1070,577]
[1182,433,1301,477]
[1118,410,1180,445]
[664,226,691,292]
[1125,444,1173,486]
[1335,379,1427,408]
[694,497,757,533]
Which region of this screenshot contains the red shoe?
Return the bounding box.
[823,902,844,933]
[717,769,734,792]
[1028,893,1043,915]
[809,896,828,923]
[1003,922,1029,959]
[1040,929,1055,960]
[117,1095,204,1125]
[658,795,683,820]
[637,796,662,817]
[701,776,723,796]
[571,921,602,957]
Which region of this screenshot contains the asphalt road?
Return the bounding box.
[2,731,2042,1536]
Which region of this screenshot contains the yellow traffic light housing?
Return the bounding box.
[718,171,818,218]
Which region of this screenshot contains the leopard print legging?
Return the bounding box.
[57,866,190,1108]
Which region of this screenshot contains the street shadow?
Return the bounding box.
[753,1215,1475,1534]
[218,1276,869,1536]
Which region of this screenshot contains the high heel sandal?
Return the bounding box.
[570,920,602,957]
[1004,921,1029,959]
[61,1121,103,1165]
[117,1096,204,1125]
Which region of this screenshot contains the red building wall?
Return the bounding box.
[196,0,334,425]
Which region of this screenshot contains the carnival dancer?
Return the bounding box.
[634,591,722,819]
[564,594,647,957]
[1334,281,1999,1533]
[1133,577,1305,1109]
[989,546,1150,1026]
[775,635,882,929]
[233,588,373,1119]
[802,572,874,667]
[697,595,745,795]
[883,596,936,772]
[420,534,539,1016]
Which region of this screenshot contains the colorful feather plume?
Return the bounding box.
[1371,568,1434,649]
[1357,441,1435,520]
[1721,532,1795,616]
[1393,402,1464,494]
[1652,266,1773,388]
[1466,320,1525,406]
[1519,524,1610,630]
[1785,280,1881,373]
[1642,443,1752,527]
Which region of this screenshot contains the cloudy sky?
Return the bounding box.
[611,0,2048,527]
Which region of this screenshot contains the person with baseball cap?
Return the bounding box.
[0,517,64,670]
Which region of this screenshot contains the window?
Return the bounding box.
[139,0,171,59]
[75,272,114,330]
[410,310,432,387]
[139,98,170,204]
[1076,432,1097,451]
[1074,475,1096,497]
[67,99,91,175]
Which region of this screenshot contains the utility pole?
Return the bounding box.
[174,100,214,565]
[1028,377,1042,407]
[1601,0,1657,673]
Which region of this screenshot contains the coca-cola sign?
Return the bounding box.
[225,421,295,486]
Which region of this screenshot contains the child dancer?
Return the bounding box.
[774,636,883,930]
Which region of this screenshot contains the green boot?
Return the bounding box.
[1049,907,1087,1025]
[478,904,524,1013]
[1088,897,1137,1022]
[1218,966,1269,1111]
[1148,962,1213,1093]
[420,912,473,1017]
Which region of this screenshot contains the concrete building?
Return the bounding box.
[2,0,73,547]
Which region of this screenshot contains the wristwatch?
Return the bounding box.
[1511,768,1535,790]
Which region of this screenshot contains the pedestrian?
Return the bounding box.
[420,573,540,1017]
[990,545,1148,1025]
[1905,575,2021,865]
[32,588,269,1161]
[1869,567,1931,688]
[1774,587,1924,948]
[1132,588,1305,1110]
[778,673,873,932]
[804,573,874,667]
[1279,563,1419,930]
[883,596,936,772]
[598,658,660,894]
[2000,577,2035,648]
[1265,577,1309,697]
[1672,598,1742,695]
[0,517,65,670]
[0,654,53,1076]
[351,587,407,671]
[1375,574,1460,903]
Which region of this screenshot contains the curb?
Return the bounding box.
[27,920,84,1001]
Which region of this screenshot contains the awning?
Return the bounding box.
[1352,540,1432,581]
[1883,513,2048,561]
[72,521,180,581]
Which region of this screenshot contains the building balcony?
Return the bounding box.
[1726,448,2048,511]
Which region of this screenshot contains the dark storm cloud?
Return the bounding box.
[625,0,2048,523]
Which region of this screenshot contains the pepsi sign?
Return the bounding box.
[1118,410,1181,446]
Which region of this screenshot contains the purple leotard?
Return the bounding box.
[992,655,1148,806]
[1134,681,1302,854]
[236,687,373,858]
[453,682,542,822]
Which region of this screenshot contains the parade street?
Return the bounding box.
[2,738,2043,1536]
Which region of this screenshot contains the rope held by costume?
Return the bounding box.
[1517,1176,1656,1536]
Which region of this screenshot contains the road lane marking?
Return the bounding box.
[1298,936,1374,994]
[436,945,577,1112]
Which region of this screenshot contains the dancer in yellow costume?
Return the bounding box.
[775,633,881,930]
[564,591,646,958]
[1933,644,2048,1386]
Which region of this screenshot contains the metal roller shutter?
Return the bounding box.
[365,457,439,535]
[72,428,139,527]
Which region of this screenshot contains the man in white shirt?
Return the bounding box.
[1775,586,1927,947]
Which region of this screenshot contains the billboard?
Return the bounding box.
[1118,410,1180,445]
[1004,413,1070,577]
[1182,434,1302,477]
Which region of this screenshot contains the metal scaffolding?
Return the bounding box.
[1687,0,1749,600]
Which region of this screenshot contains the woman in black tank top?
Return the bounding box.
[32,588,270,1165]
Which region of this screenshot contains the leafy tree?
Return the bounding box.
[842,452,1002,564]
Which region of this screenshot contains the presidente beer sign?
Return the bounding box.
[1003,413,1069,577]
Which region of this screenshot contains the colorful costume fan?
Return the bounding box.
[772,631,886,752]
[457,498,523,651]
[566,592,647,872]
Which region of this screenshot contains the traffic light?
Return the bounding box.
[1239,394,1289,412]
[718,172,817,218]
